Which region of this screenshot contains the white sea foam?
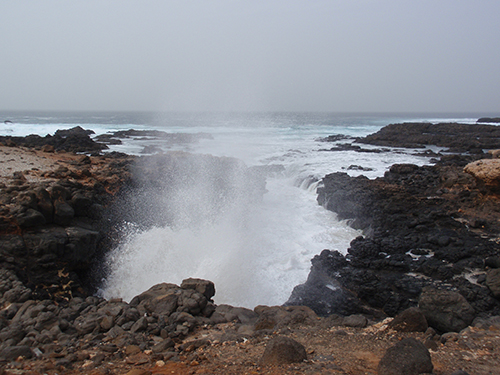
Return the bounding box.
[1,111,488,307]
[100,174,360,307]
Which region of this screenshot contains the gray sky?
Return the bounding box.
[1,0,499,113]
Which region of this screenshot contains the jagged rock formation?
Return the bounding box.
[289,123,500,324]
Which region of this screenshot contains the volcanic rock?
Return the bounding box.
[387,307,428,333]
[477,117,500,123]
[377,338,433,375]
[292,146,500,319]
[181,278,216,301]
[418,287,475,333]
[486,269,500,298]
[259,336,307,365]
[358,122,500,152]
[0,126,107,153]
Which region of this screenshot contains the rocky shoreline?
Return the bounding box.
[1,123,500,374]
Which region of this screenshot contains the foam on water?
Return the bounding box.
[1,111,491,307]
[100,174,360,307]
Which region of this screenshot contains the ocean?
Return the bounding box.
[0,111,489,307]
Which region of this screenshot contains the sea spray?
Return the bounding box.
[99,152,360,307]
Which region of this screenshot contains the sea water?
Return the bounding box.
[0,111,488,307]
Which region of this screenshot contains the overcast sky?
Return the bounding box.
[1,0,499,113]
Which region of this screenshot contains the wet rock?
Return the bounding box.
[477,117,500,123]
[303,153,500,319]
[0,235,25,256]
[418,287,475,333]
[259,336,307,365]
[485,256,500,269]
[377,338,433,375]
[286,251,387,317]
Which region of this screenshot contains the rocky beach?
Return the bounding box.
[1,123,500,374]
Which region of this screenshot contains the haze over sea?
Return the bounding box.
[0,111,494,307]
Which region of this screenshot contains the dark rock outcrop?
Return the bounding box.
[298,161,499,318]
[289,122,500,321]
[477,117,500,123]
[0,126,107,153]
[358,122,500,152]
[0,152,133,301]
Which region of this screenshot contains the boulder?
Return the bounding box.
[377,338,433,375]
[259,336,307,365]
[130,280,212,318]
[418,287,475,332]
[342,314,368,328]
[464,159,500,188]
[130,283,180,316]
[181,278,215,301]
[388,307,428,332]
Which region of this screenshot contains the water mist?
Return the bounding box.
[100,151,359,308]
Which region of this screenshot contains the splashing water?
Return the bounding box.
[3,110,464,307]
[99,153,360,308]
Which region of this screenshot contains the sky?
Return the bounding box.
[1,0,499,113]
